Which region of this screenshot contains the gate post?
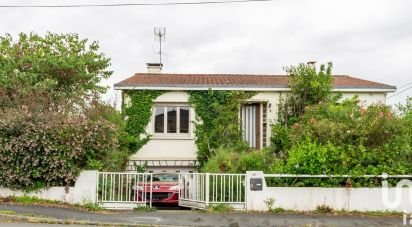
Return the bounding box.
[205,173,210,207]
[149,173,153,208]
[246,171,265,211]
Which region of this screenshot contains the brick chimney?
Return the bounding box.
[146,63,163,73]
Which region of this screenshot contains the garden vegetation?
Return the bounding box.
[0,33,136,190]
[188,90,255,166]
[201,62,412,187]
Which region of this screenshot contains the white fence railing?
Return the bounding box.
[247,171,412,212]
[264,174,412,178]
[262,173,412,187]
[179,173,246,210]
[97,172,153,209]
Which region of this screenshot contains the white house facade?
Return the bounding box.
[114,63,396,173]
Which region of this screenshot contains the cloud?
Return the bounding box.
[0,0,411,105]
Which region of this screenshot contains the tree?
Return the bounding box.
[0,32,112,110]
[0,33,130,190]
[287,62,333,106]
[271,62,335,155]
[278,62,334,126]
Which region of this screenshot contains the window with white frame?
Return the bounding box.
[154,105,190,134]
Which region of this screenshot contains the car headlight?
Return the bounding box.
[168,185,180,190]
[132,185,143,190]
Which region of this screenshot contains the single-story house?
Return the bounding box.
[114,63,396,173]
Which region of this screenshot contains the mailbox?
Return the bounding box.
[250,178,263,191]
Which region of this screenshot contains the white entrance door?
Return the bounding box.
[241,104,260,148]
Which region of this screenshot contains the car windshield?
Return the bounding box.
[151,173,179,182]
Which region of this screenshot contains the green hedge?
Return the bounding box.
[0,109,117,190]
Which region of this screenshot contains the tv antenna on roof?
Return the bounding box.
[154,27,166,64]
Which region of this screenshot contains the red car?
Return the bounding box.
[133,173,180,205]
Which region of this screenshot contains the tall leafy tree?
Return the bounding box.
[272,62,335,155]
[0,32,112,110]
[0,33,131,190]
[278,62,334,126]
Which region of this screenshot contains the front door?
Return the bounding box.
[241,103,261,149]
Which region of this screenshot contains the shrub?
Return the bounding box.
[268,98,412,186]
[82,202,103,211]
[315,204,333,213]
[271,207,286,213]
[280,140,346,175]
[0,108,117,190]
[270,125,291,156]
[397,97,412,150]
[275,98,412,174]
[201,147,276,173]
[291,99,404,149]
[201,147,239,173]
[264,198,275,211]
[84,102,138,171]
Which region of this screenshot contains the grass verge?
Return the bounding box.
[336,209,403,217]
[207,204,234,212]
[0,210,16,215]
[0,213,145,226]
[263,208,403,217]
[0,195,104,212]
[133,205,157,212]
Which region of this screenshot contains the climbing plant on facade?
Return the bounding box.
[122,90,164,151]
[188,89,255,167]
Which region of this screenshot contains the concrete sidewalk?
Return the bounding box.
[0,204,405,226]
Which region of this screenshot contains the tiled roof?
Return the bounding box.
[114,73,396,91]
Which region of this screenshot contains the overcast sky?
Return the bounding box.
[1,0,411,105]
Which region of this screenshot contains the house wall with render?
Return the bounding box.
[128,91,197,172]
[340,92,386,106]
[127,90,387,172]
[129,91,197,162]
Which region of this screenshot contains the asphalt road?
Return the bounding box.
[0,225,91,227]
[0,204,405,226]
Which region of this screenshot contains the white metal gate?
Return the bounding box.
[97,172,246,210]
[97,172,153,209]
[179,173,246,210]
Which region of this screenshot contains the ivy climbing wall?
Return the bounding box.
[122,90,164,152]
[121,89,256,168]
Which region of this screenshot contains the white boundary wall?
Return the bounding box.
[246,171,412,212]
[0,170,98,205]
